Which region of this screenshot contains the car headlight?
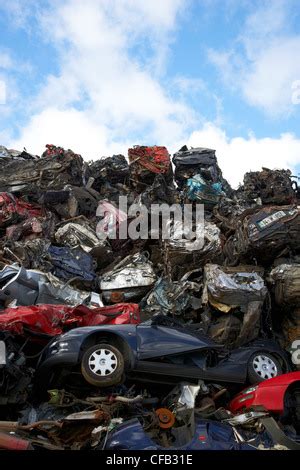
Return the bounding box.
[58,341,70,352]
[238,395,254,403]
[241,386,258,395]
[50,341,71,354]
[236,386,258,403]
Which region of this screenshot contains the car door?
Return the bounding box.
[136,324,216,360]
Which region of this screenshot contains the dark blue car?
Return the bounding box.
[36,316,291,389]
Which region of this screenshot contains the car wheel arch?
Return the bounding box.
[282,381,300,424]
[272,352,289,373]
[79,332,134,369]
[284,380,300,402]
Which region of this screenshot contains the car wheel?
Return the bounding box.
[248,352,282,384]
[81,343,124,387]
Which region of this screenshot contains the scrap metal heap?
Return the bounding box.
[0,143,300,450]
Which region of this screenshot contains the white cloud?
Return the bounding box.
[10,107,131,157]
[208,0,300,116]
[242,37,300,114]
[184,123,300,187]
[9,0,195,151]
[0,51,13,70]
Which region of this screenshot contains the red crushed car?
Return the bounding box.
[0,303,140,337]
[0,192,43,226]
[229,371,300,415]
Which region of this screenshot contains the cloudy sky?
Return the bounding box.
[0,0,300,186]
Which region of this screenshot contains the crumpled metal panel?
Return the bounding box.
[270,263,300,306]
[89,154,129,189]
[172,145,232,196]
[100,253,156,290]
[0,265,102,308]
[0,192,43,228]
[6,215,57,242]
[202,265,266,348]
[144,272,201,316]
[173,146,216,167]
[104,418,255,450]
[55,222,101,252]
[225,411,268,426]
[178,384,201,409]
[0,146,38,161]
[0,145,84,198]
[224,205,300,265]
[202,264,267,307]
[167,220,221,253]
[47,245,96,282]
[243,168,295,205]
[187,174,224,207]
[128,146,170,175]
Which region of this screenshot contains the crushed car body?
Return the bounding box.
[0,142,299,451]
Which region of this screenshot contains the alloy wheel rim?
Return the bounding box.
[253,354,277,380]
[88,348,118,376]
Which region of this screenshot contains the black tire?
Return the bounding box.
[81,343,124,387]
[247,351,283,384]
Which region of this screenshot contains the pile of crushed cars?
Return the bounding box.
[0,143,300,450]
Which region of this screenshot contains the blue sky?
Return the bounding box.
[0,0,300,186]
